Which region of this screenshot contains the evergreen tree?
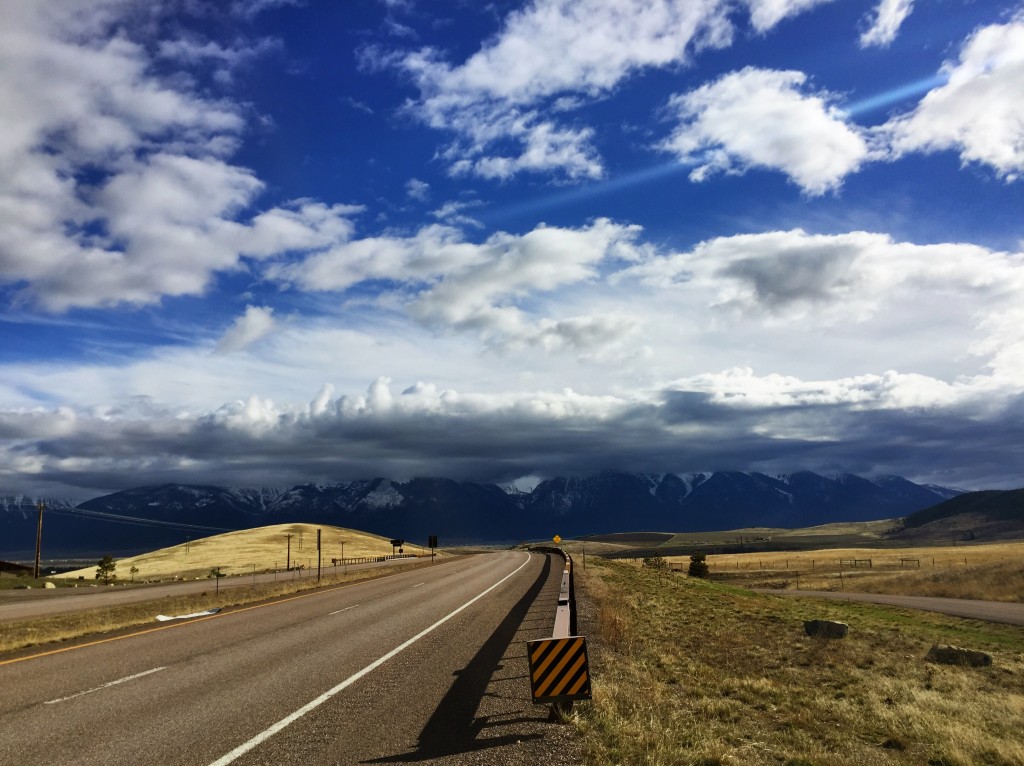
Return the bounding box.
[688,552,710,578]
[95,555,117,584]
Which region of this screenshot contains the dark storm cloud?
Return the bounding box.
[6,382,1023,499]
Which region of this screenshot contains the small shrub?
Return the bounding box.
[643,556,667,570]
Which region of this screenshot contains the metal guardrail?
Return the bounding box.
[527,545,577,636]
[526,546,590,711]
[328,553,418,566]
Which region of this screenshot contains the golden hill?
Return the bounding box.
[62,523,430,582]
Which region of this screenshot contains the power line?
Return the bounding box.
[42,506,235,534]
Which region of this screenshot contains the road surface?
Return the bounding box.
[0,551,582,765]
[771,589,1024,626]
[0,558,424,622]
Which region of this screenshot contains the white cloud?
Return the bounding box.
[883,17,1024,179]
[619,228,1024,379]
[0,1,355,311]
[744,0,834,32]
[271,217,647,352]
[410,219,643,333]
[659,68,871,195]
[859,0,914,48]
[215,306,277,354]
[268,224,484,292]
[450,121,602,181]
[405,178,430,201]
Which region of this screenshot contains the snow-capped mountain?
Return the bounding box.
[0,471,963,557]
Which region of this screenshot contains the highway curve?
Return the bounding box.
[0,551,582,765]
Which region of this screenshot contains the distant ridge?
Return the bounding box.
[891,488,1024,542]
[902,488,1024,527]
[0,471,963,557]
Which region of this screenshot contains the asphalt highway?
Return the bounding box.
[0,558,425,622]
[0,551,582,765]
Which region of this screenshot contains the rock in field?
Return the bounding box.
[925,644,992,667]
[804,619,849,639]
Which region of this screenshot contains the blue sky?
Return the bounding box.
[2,0,1023,499]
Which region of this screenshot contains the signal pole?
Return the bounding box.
[285,534,293,571]
[33,501,45,579]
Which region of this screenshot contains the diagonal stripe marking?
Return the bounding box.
[536,638,581,697]
[550,653,586,696]
[531,638,567,683]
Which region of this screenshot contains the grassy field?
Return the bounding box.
[574,557,1024,766]
[666,540,1024,602]
[57,523,430,582]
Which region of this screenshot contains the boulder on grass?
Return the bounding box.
[43,581,56,589]
[925,644,992,667]
[804,619,849,639]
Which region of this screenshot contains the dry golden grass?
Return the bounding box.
[575,558,1024,766]
[58,523,430,582]
[663,540,1024,601]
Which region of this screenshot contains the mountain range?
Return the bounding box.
[0,471,963,558]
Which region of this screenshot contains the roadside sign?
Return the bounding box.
[553,535,561,544]
[428,535,438,548]
[526,635,591,703]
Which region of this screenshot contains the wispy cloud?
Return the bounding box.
[393,0,736,180]
[859,0,915,48]
[214,306,277,355]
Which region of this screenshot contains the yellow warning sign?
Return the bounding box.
[526,635,591,703]
[553,535,561,544]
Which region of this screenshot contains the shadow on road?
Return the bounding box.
[368,554,553,763]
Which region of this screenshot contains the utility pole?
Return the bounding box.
[341,541,345,574]
[285,534,293,571]
[317,528,322,583]
[33,501,45,579]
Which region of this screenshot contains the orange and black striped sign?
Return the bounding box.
[527,635,591,702]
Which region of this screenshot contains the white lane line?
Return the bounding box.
[208,553,532,766]
[411,582,425,588]
[329,605,360,615]
[43,666,167,705]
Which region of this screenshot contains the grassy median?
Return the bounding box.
[575,558,1024,766]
